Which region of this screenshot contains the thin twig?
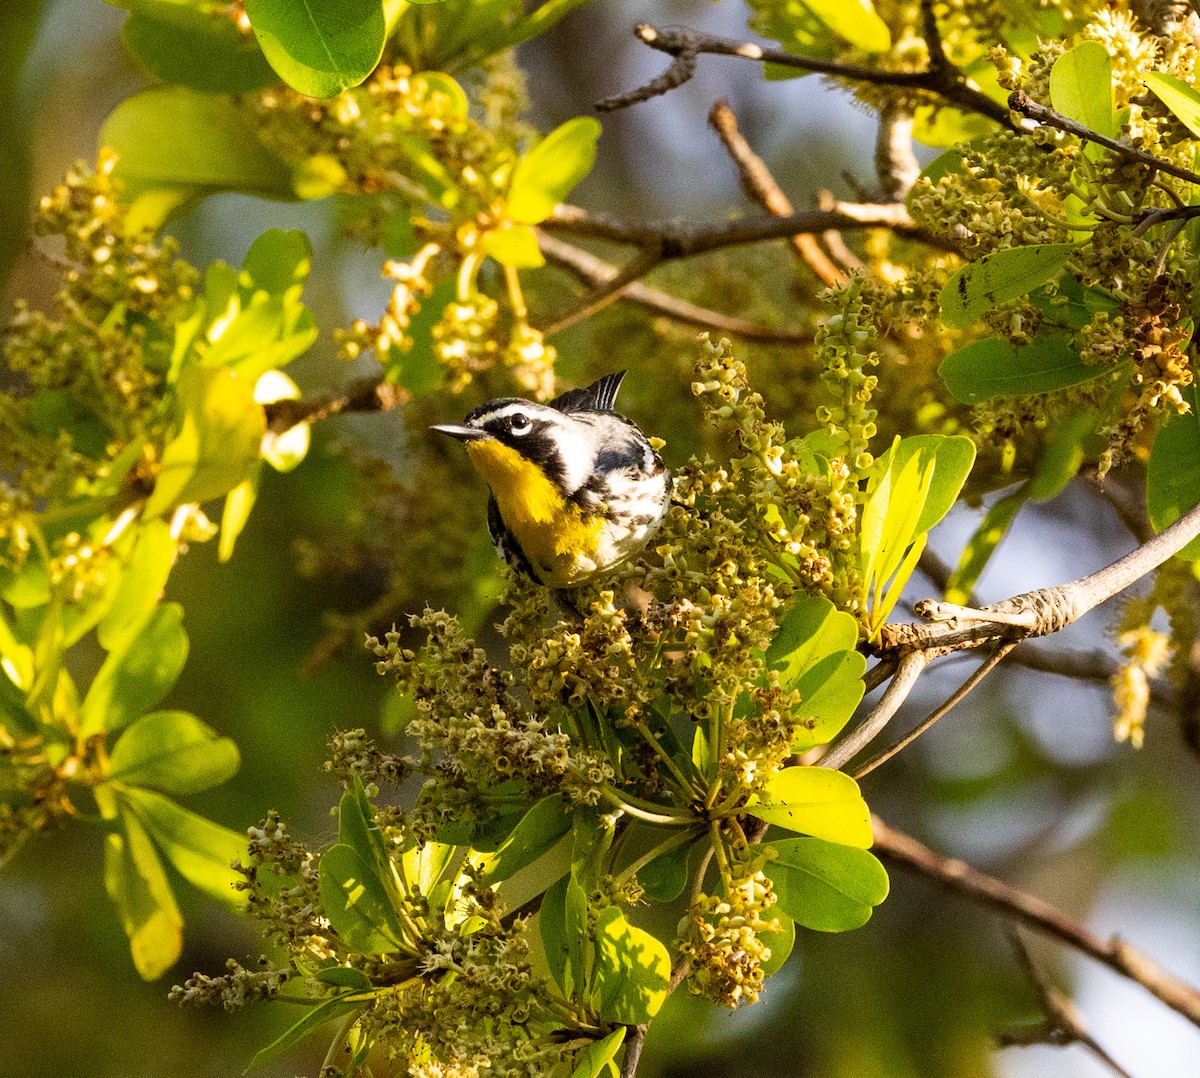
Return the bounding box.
[819,650,928,770]
[599,24,1013,128]
[852,640,1017,778]
[537,247,667,337]
[1009,90,1200,187]
[536,233,814,343]
[1000,930,1136,1078]
[871,816,1200,1028]
[707,99,847,286]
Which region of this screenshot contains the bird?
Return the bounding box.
[431,371,670,591]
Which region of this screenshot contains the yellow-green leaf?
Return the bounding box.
[746,767,873,848]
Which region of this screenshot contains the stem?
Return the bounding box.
[595,785,695,826]
[614,824,705,887]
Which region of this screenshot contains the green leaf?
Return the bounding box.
[108,710,239,795]
[97,520,177,651]
[911,104,994,147]
[538,873,571,993]
[1049,41,1115,140]
[319,843,406,954]
[764,594,859,690]
[508,117,601,225]
[315,966,374,990]
[1147,387,1200,560]
[747,767,873,848]
[570,1027,626,1078]
[121,786,249,906]
[790,651,868,751]
[939,244,1075,329]
[144,365,266,518]
[475,796,571,883]
[122,6,279,94]
[244,0,386,98]
[636,836,695,902]
[1145,70,1200,138]
[241,228,313,295]
[886,435,977,537]
[100,87,294,230]
[589,905,670,1024]
[482,225,545,268]
[249,995,367,1070]
[104,802,183,980]
[938,330,1114,403]
[1027,410,1093,501]
[80,602,189,737]
[800,0,890,53]
[943,485,1026,605]
[768,837,889,932]
[756,0,888,67]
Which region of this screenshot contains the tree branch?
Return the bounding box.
[1009,90,1200,188]
[871,817,1200,1028]
[1000,930,1136,1078]
[598,23,1013,129]
[263,376,402,434]
[545,201,959,257]
[879,501,1200,658]
[819,650,928,770]
[707,99,847,287]
[536,233,814,343]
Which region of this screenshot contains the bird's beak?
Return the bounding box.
[430,423,490,442]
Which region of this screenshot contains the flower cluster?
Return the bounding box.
[679,854,780,1008]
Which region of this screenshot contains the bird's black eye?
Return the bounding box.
[509,412,531,434]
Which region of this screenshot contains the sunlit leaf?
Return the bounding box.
[97,520,177,651]
[943,485,1026,605]
[1145,70,1200,138]
[108,710,239,795]
[482,225,545,267]
[768,837,889,932]
[589,905,670,1024]
[319,843,405,954]
[100,87,294,229]
[80,603,189,737]
[1049,41,1115,139]
[121,786,249,906]
[103,801,183,980]
[508,117,601,225]
[747,767,873,848]
[570,1027,626,1078]
[244,0,386,98]
[144,365,265,518]
[475,796,571,883]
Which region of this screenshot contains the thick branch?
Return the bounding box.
[879,501,1200,657]
[599,23,1012,129]
[872,817,1200,1028]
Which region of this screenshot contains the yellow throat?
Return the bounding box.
[465,439,604,586]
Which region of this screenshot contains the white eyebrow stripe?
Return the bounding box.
[470,402,534,426]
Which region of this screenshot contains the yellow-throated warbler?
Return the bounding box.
[432,371,670,589]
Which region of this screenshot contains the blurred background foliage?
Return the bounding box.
[1,2,1198,1077]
